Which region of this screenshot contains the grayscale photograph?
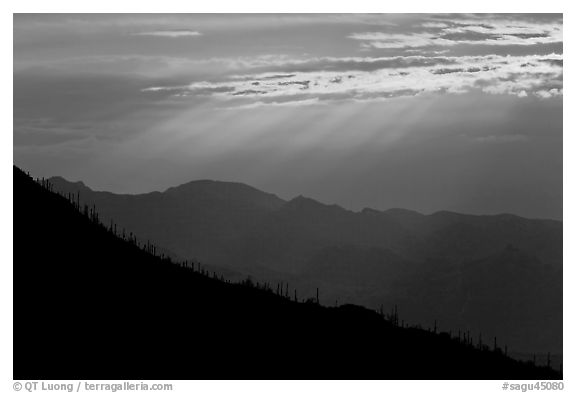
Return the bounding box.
[13,13,563,381]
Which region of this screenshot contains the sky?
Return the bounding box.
[13,14,563,219]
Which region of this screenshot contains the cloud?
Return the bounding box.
[222,98,325,110]
[421,22,451,29]
[142,53,563,104]
[533,88,562,99]
[12,53,460,80]
[133,30,202,38]
[350,17,562,49]
[350,32,440,49]
[200,54,460,75]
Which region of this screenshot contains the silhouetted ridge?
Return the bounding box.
[49,175,90,192]
[14,166,561,379]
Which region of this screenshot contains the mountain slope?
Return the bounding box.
[14,166,560,379]
[48,175,561,269]
[47,174,562,356]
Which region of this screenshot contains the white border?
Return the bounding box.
[3,3,571,392]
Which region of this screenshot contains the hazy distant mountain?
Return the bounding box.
[49,175,562,356]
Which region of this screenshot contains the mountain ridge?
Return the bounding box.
[49,175,561,222]
[46,172,562,356]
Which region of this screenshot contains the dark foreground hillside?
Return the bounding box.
[13,166,561,380]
